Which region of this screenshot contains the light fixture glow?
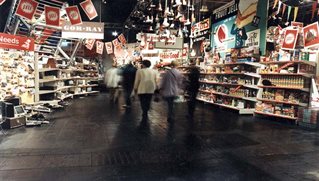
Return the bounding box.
[112,31,118,37]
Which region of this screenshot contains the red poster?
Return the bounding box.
[80,0,98,20]
[15,0,38,20]
[85,39,95,50]
[0,33,34,51]
[0,0,6,5]
[118,34,127,45]
[112,39,121,48]
[282,29,298,50]
[45,6,60,27]
[96,41,104,55]
[65,6,82,25]
[291,22,303,28]
[303,22,319,48]
[105,42,113,54]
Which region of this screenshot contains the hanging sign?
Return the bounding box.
[62,21,104,39]
[282,29,298,50]
[303,22,319,48]
[212,0,237,21]
[65,5,82,25]
[191,18,210,37]
[80,0,98,20]
[112,39,121,49]
[105,42,113,54]
[159,50,181,60]
[85,39,95,50]
[154,37,183,49]
[245,29,260,47]
[0,33,34,51]
[0,0,6,5]
[45,6,60,27]
[96,41,104,55]
[15,0,38,21]
[118,34,127,45]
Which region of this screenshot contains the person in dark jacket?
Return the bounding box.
[186,60,200,119]
[121,61,137,108]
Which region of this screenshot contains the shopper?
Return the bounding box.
[134,60,159,121]
[185,60,200,119]
[159,61,183,123]
[121,60,137,108]
[105,63,121,103]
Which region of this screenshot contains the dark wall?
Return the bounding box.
[0,1,13,32]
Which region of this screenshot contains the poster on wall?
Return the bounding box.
[80,0,98,20]
[245,29,260,47]
[303,22,319,48]
[65,6,82,25]
[282,29,298,50]
[15,0,38,21]
[213,16,236,52]
[45,6,60,27]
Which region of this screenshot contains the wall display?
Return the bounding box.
[65,5,82,25]
[0,33,34,51]
[62,22,104,39]
[303,22,319,48]
[282,29,298,50]
[15,0,38,21]
[44,6,60,27]
[80,0,98,20]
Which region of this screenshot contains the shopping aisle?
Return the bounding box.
[0,94,319,180]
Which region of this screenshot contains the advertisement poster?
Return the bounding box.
[96,41,104,55]
[112,39,121,49]
[105,42,113,54]
[0,33,34,51]
[80,0,98,20]
[159,50,181,61]
[118,34,127,45]
[303,22,319,48]
[282,29,298,50]
[15,0,38,20]
[45,6,60,27]
[65,6,82,25]
[212,0,268,55]
[85,39,95,50]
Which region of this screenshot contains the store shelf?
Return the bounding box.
[39,90,56,94]
[39,68,59,72]
[197,98,254,114]
[210,92,243,99]
[199,80,243,86]
[258,85,310,92]
[260,60,316,66]
[74,91,99,96]
[39,78,59,83]
[243,84,259,89]
[77,84,99,88]
[244,72,261,78]
[242,97,257,102]
[257,98,307,107]
[57,86,75,91]
[59,94,74,100]
[200,72,244,75]
[254,111,297,120]
[260,73,315,78]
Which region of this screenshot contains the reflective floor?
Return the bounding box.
[0,93,319,181]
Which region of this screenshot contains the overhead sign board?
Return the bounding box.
[0,33,34,51]
[154,37,184,49]
[191,18,210,37]
[62,21,104,39]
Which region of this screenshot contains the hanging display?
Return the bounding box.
[96,41,104,55]
[15,0,38,21]
[303,22,319,48]
[44,6,60,27]
[80,0,98,20]
[105,42,113,54]
[0,33,34,51]
[281,28,298,50]
[112,39,121,49]
[65,5,82,25]
[85,39,95,50]
[118,34,127,45]
[61,22,104,39]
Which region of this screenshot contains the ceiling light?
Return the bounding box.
[112,31,118,36]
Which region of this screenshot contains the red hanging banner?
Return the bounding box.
[0,33,34,51]
[96,41,104,55]
[105,42,113,54]
[15,0,38,21]
[80,0,98,20]
[85,39,95,50]
[282,29,298,50]
[118,34,127,45]
[0,0,6,5]
[65,6,82,25]
[45,6,60,27]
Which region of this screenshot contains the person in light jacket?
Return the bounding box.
[134,60,159,121]
[159,61,183,123]
[105,64,121,102]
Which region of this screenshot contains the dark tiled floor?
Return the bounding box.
[0,93,319,181]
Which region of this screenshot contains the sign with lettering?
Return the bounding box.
[191,18,210,37]
[0,33,34,51]
[45,6,60,27]
[96,41,104,55]
[282,29,298,50]
[15,0,38,20]
[65,6,82,25]
[85,39,95,50]
[212,0,238,22]
[105,42,113,54]
[245,29,260,48]
[159,50,181,60]
[80,0,98,20]
[62,22,104,39]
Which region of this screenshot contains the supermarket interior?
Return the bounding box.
[0,0,319,180]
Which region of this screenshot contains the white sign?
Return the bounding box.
[245,29,260,48]
[62,22,104,39]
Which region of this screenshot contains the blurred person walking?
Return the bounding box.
[105,64,121,103]
[185,60,200,119]
[134,60,159,121]
[121,60,137,108]
[159,61,183,123]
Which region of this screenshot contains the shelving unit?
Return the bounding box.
[255,57,317,120]
[197,55,261,115]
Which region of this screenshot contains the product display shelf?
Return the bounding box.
[255,59,317,120]
[199,89,258,102]
[199,80,243,86]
